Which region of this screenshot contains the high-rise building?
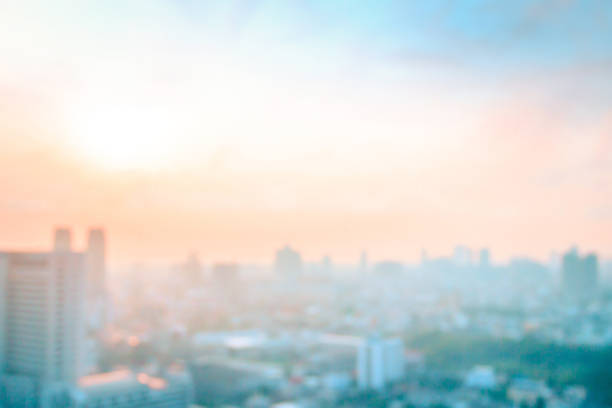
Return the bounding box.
[357,337,404,391]
[84,228,109,334]
[373,261,404,275]
[86,228,106,299]
[274,246,302,276]
[320,255,332,275]
[453,245,472,267]
[0,248,86,406]
[359,251,368,273]
[0,229,92,407]
[479,248,490,269]
[548,251,561,279]
[53,228,72,252]
[562,248,598,296]
[0,252,85,384]
[212,263,239,283]
[420,249,428,267]
[180,252,203,285]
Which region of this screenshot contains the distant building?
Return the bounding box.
[453,245,472,267]
[274,246,302,276]
[479,248,490,269]
[0,240,87,406]
[86,228,106,299]
[548,251,561,275]
[509,258,549,282]
[373,261,404,275]
[86,228,107,331]
[53,227,73,252]
[315,334,364,374]
[507,378,551,407]
[181,252,203,284]
[314,334,404,390]
[465,365,496,389]
[212,263,240,283]
[320,255,333,275]
[359,251,368,273]
[53,369,193,408]
[189,358,282,406]
[420,249,428,267]
[562,248,598,296]
[357,337,404,391]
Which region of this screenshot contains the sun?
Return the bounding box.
[66,103,176,171]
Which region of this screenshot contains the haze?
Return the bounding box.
[1,0,611,265]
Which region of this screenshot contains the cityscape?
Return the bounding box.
[0,228,611,407]
[2,1,612,408]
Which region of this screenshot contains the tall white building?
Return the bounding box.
[0,229,87,406]
[357,337,404,391]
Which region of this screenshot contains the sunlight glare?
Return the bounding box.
[67,103,177,171]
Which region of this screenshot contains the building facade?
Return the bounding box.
[357,337,405,391]
[0,249,86,406]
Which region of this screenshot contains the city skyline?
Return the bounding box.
[0,225,604,270]
[2,1,612,264]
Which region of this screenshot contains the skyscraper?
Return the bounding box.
[420,249,428,267]
[53,228,72,252]
[321,255,333,275]
[274,245,302,276]
[453,245,472,267]
[212,262,239,283]
[359,251,368,274]
[479,248,490,269]
[0,246,86,405]
[181,252,203,285]
[357,337,404,390]
[562,248,598,297]
[86,228,106,299]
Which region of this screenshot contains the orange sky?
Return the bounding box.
[1,1,611,266]
[2,87,610,266]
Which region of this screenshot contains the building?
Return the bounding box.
[465,365,496,389]
[507,378,551,407]
[0,229,87,406]
[479,248,490,270]
[357,337,404,391]
[189,358,282,406]
[453,245,472,267]
[53,228,72,252]
[274,246,302,276]
[373,261,403,275]
[562,248,598,296]
[180,252,203,285]
[49,369,192,408]
[314,334,404,391]
[420,249,428,267]
[212,263,240,283]
[313,334,364,375]
[320,255,333,275]
[86,228,106,300]
[359,251,368,274]
[86,228,107,331]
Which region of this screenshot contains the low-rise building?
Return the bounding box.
[49,369,193,408]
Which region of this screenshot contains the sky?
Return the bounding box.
[1,0,611,266]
